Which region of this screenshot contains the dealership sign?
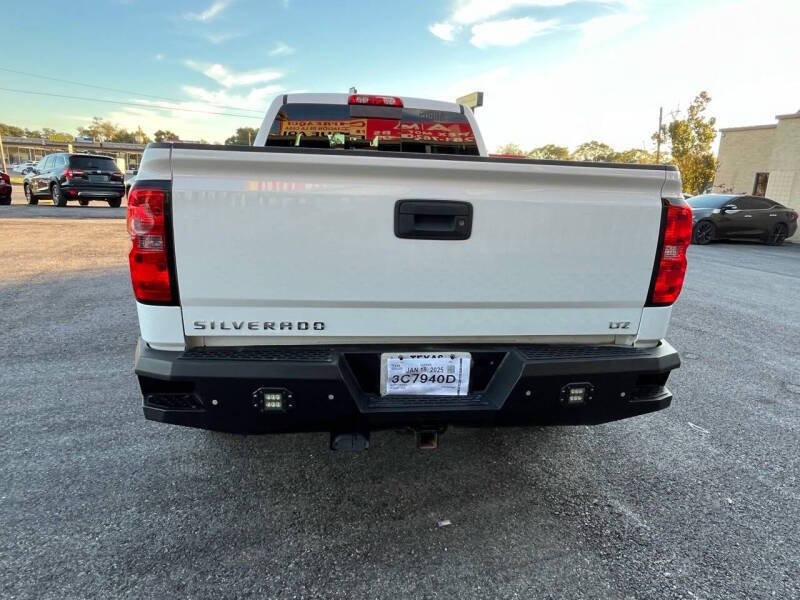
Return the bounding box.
[278,119,474,144]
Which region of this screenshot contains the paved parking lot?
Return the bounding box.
[2,184,126,218]
[0,215,798,599]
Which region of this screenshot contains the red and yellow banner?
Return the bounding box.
[277,118,475,144]
[279,119,366,137]
[366,119,475,143]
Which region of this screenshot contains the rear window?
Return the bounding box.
[69,156,118,171]
[687,194,735,209]
[266,103,479,155]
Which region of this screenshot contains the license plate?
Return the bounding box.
[380,352,471,396]
[89,175,108,182]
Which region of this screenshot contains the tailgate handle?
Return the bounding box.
[395,200,472,240]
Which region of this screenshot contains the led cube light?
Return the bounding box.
[568,387,586,404]
[263,393,284,409]
[560,382,594,406]
[251,388,293,412]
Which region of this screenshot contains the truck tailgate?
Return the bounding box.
[168,148,667,342]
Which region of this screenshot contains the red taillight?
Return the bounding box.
[65,168,85,180]
[791,210,798,221]
[648,202,693,306]
[348,94,403,107]
[127,187,173,303]
[0,172,9,184]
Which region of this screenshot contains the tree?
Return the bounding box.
[494,143,525,156]
[154,129,180,142]
[41,128,74,142]
[225,127,258,145]
[0,123,25,137]
[111,128,138,143]
[654,91,717,194]
[134,126,152,144]
[77,117,118,142]
[571,140,616,162]
[613,148,661,164]
[527,144,570,160]
[1,123,72,139]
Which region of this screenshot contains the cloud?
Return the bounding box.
[428,0,639,43]
[451,0,574,25]
[578,12,645,47]
[269,42,295,56]
[205,31,244,44]
[179,85,284,111]
[430,0,800,154]
[184,1,229,22]
[429,22,457,41]
[469,17,558,48]
[104,85,274,145]
[184,60,282,88]
[65,115,96,123]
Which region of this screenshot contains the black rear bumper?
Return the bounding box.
[135,339,680,434]
[63,182,124,198]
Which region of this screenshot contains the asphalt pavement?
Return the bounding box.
[2,184,126,219]
[0,217,798,599]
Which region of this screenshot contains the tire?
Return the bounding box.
[107,197,122,208]
[78,199,90,206]
[0,195,10,206]
[24,184,38,205]
[766,223,788,246]
[51,183,67,207]
[692,220,715,245]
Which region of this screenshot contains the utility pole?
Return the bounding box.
[655,106,663,163]
[0,131,6,172]
[247,130,251,145]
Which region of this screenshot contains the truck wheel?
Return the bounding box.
[24,184,38,205]
[107,197,122,208]
[78,199,90,206]
[51,183,67,207]
[766,223,788,246]
[692,221,715,245]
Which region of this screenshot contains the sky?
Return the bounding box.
[1,0,798,152]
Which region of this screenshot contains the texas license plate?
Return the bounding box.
[380,352,471,396]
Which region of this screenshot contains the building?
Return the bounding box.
[713,111,800,238]
[1,136,144,172]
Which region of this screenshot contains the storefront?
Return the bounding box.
[1,136,144,171]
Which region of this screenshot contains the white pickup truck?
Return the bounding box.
[129,93,691,450]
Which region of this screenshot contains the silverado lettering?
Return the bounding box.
[192,320,325,331]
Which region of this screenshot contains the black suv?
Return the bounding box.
[23,153,125,207]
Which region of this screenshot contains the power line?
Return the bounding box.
[0,66,265,114]
[0,86,261,119]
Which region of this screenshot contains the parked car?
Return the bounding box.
[129,92,689,450]
[23,153,125,207]
[688,193,798,245]
[0,170,11,205]
[18,161,37,174]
